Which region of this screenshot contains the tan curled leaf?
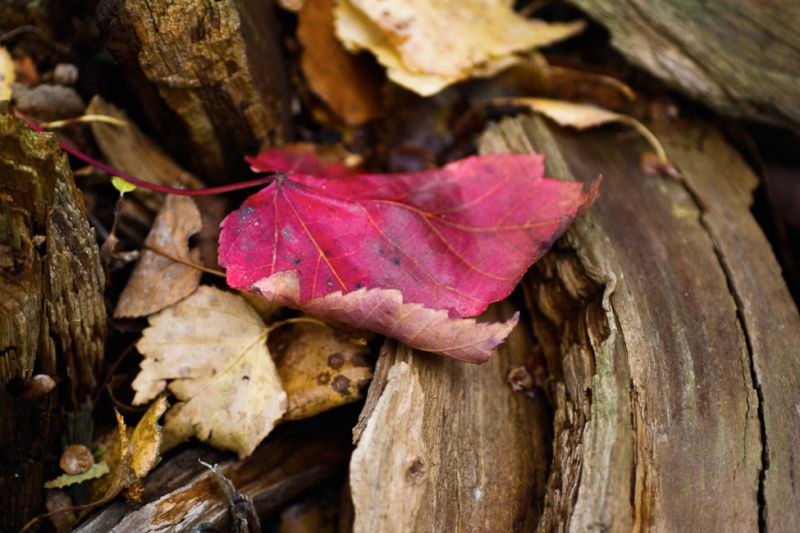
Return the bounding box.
[90,397,168,501]
[0,47,14,101]
[134,286,287,458]
[252,271,518,363]
[44,462,110,489]
[299,0,381,125]
[336,0,584,95]
[493,97,668,163]
[275,322,373,420]
[114,195,202,318]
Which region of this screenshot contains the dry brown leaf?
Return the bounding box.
[336,0,584,95]
[133,286,287,458]
[90,396,168,502]
[0,46,13,101]
[493,97,668,163]
[275,322,372,421]
[114,195,202,318]
[299,0,381,125]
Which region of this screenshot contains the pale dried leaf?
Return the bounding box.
[275,322,373,420]
[134,286,287,458]
[336,0,584,95]
[494,97,668,162]
[0,47,14,100]
[252,271,518,363]
[114,195,202,318]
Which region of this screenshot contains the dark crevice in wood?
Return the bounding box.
[522,247,609,532]
[692,210,768,531]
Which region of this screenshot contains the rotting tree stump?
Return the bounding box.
[96,0,292,179]
[0,111,106,531]
[350,116,800,532]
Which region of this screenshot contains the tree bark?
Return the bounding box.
[96,0,292,180]
[350,300,552,532]
[571,0,800,132]
[351,115,800,531]
[0,110,106,531]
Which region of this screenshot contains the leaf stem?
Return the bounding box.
[265,316,331,334]
[14,110,275,196]
[143,244,227,278]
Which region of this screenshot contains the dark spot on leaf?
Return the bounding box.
[327,352,344,370]
[316,372,331,385]
[238,206,255,221]
[242,375,250,381]
[355,282,363,289]
[351,353,370,367]
[293,257,301,265]
[391,256,401,265]
[331,375,351,396]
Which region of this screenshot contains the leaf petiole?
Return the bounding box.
[15,110,276,196]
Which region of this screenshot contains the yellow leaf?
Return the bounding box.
[111,176,137,195]
[493,97,668,163]
[335,0,584,95]
[275,322,373,421]
[133,286,287,458]
[0,47,14,101]
[90,396,168,501]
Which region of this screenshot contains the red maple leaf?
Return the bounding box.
[219,150,598,362]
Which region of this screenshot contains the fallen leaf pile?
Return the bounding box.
[335,0,585,95]
[132,285,372,457]
[219,150,599,362]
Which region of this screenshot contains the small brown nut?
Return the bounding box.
[19,374,57,401]
[59,444,94,475]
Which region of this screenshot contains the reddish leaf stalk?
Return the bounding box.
[15,110,275,196]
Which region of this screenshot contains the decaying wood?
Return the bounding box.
[350,300,552,532]
[572,1,800,132]
[77,415,353,532]
[96,0,292,178]
[483,116,799,530]
[0,111,105,531]
[353,115,800,531]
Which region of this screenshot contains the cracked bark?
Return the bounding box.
[350,116,800,531]
[571,0,800,132]
[0,111,106,531]
[96,0,292,179]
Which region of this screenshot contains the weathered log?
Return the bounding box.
[96,0,292,179]
[350,300,552,532]
[571,1,800,132]
[0,110,106,531]
[352,115,800,531]
[76,415,353,532]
